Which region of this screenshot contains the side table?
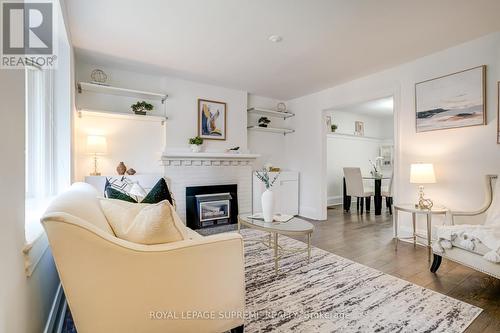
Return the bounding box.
[394,204,448,261]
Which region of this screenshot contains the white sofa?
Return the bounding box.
[41,183,245,333]
[431,175,500,279]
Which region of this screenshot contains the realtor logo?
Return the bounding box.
[1,1,57,68]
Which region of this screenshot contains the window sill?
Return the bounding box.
[24,197,53,277]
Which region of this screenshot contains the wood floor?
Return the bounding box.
[292,205,500,333]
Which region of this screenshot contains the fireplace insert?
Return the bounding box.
[186,184,238,229]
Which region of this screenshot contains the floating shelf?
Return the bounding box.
[247,107,295,119]
[247,126,295,135]
[77,82,167,103]
[326,132,391,142]
[77,109,167,124]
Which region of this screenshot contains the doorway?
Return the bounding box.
[324,96,395,215]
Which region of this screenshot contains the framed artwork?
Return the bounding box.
[354,121,364,136]
[198,99,226,140]
[415,65,486,133]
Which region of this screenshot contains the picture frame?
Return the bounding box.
[354,121,364,136]
[198,99,227,140]
[415,65,486,133]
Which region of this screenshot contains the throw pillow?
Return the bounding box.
[99,198,187,245]
[142,178,174,206]
[105,186,137,203]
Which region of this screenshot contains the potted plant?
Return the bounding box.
[258,117,271,128]
[189,136,204,153]
[331,124,338,132]
[131,101,153,115]
[255,168,280,222]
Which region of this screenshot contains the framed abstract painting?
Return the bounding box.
[415,65,486,133]
[198,99,226,140]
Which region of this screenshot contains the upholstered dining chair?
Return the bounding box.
[343,167,374,214]
[382,174,394,215]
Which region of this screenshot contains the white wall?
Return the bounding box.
[287,32,500,231]
[75,61,250,180]
[247,94,289,169]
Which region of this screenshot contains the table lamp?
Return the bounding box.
[87,135,107,176]
[410,163,436,209]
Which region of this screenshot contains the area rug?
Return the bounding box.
[240,229,481,333]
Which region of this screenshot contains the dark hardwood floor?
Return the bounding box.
[293,205,500,333]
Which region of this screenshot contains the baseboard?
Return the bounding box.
[327,196,342,206]
[44,283,67,333]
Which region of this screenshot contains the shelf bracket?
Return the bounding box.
[77,83,82,94]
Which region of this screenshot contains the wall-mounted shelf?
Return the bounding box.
[247,107,295,119]
[247,126,294,135]
[77,109,167,125]
[326,132,392,142]
[77,82,167,104]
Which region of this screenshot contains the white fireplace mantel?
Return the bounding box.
[160,151,260,167]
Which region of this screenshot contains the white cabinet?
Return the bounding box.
[252,171,299,215]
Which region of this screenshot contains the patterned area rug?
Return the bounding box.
[62,228,481,333]
[241,229,481,333]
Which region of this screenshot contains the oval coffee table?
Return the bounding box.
[238,215,314,274]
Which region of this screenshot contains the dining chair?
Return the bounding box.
[382,174,393,214]
[343,167,374,214]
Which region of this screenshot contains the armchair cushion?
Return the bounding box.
[99,198,187,245]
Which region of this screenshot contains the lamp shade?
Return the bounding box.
[86,135,107,154]
[410,163,436,184]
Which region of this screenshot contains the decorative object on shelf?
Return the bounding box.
[86,135,107,176]
[369,158,383,178]
[354,121,364,136]
[255,168,280,222]
[225,146,240,153]
[131,101,154,115]
[410,163,436,209]
[126,168,136,175]
[416,65,486,133]
[188,136,204,153]
[331,124,338,132]
[116,162,127,175]
[198,99,226,140]
[325,115,332,129]
[276,102,287,112]
[90,69,108,85]
[258,117,271,128]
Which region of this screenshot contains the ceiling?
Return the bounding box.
[333,97,394,118]
[66,0,500,100]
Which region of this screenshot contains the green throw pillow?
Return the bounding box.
[141,178,174,205]
[105,187,137,203]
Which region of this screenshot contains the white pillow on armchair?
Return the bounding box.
[99,198,187,245]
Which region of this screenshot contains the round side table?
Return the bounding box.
[393,204,448,261]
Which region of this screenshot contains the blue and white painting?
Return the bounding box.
[416,66,485,132]
[198,99,226,140]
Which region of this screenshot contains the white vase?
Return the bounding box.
[190,144,202,153]
[261,189,274,222]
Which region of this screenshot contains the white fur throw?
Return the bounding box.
[435,224,500,263]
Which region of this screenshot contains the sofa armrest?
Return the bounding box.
[43,218,245,333]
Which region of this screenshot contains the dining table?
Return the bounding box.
[343,175,391,215]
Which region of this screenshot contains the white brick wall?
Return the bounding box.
[164,165,253,223]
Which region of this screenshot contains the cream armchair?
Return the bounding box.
[431,175,500,279]
[42,183,245,333]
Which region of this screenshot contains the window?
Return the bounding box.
[25,66,56,242]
